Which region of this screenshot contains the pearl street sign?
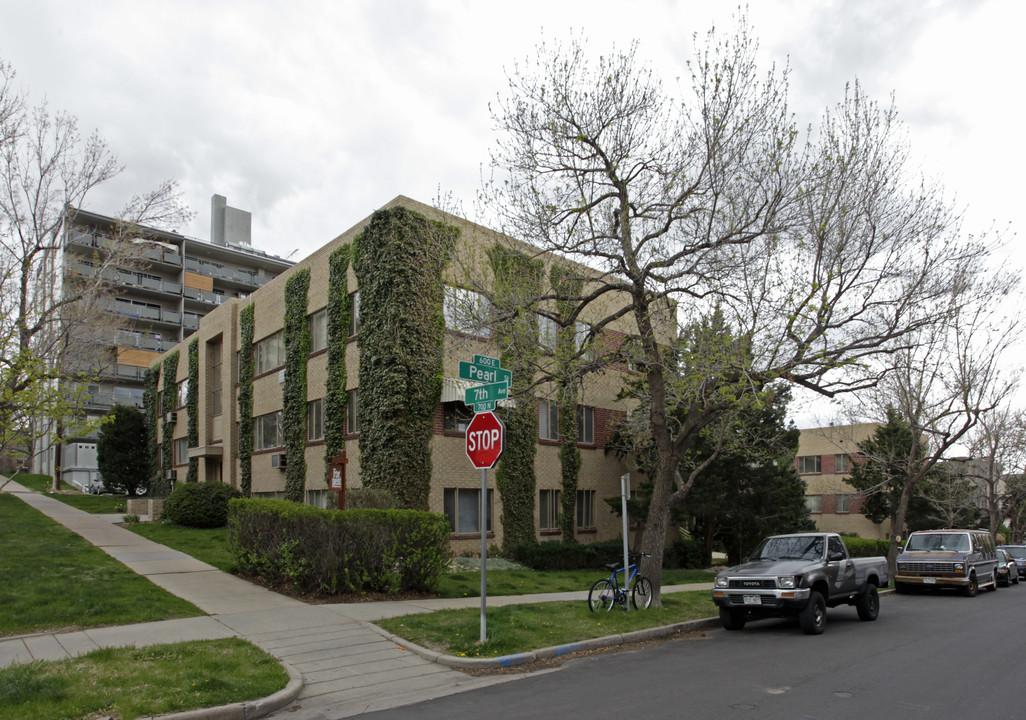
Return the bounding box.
[458,354,511,413]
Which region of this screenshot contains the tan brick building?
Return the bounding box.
[796,423,888,539]
[155,197,664,554]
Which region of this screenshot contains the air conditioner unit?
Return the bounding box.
[271,453,287,469]
[165,412,177,424]
[166,469,176,480]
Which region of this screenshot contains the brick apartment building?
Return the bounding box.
[796,423,887,539]
[153,196,667,554]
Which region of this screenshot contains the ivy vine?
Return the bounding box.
[324,244,351,483]
[488,245,542,554]
[352,206,454,509]
[283,268,311,502]
[157,350,179,497]
[186,338,199,483]
[143,365,160,495]
[551,266,584,541]
[238,303,254,497]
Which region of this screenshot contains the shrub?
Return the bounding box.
[227,499,451,595]
[164,482,243,528]
[345,487,400,509]
[844,537,891,558]
[667,536,711,569]
[512,539,643,570]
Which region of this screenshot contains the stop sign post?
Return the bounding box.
[466,411,504,469]
[459,355,511,643]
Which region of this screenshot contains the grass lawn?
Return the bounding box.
[436,566,716,598]
[6,473,130,513]
[0,638,289,720]
[0,494,203,636]
[378,590,717,658]
[125,523,237,573]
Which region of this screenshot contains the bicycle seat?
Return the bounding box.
[604,562,624,571]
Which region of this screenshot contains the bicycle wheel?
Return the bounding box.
[588,578,617,611]
[632,575,653,609]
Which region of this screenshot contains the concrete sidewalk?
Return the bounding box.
[0,481,715,718]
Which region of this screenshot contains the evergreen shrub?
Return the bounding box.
[164,482,243,528]
[843,537,891,558]
[227,499,451,595]
[666,536,711,569]
[512,539,638,570]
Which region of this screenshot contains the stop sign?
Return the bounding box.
[466,411,505,469]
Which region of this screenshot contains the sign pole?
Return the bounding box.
[621,474,630,612]
[480,467,488,643]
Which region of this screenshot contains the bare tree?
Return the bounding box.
[850,267,1020,574]
[0,56,191,484]
[966,405,1026,536]
[481,17,1006,603]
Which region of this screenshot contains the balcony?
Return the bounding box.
[183,287,225,306]
[117,330,175,353]
[183,312,201,330]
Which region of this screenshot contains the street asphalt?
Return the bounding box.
[0,480,715,719]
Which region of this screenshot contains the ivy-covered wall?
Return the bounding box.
[238,304,255,497]
[283,268,311,502]
[488,245,543,554]
[143,365,160,494]
[186,338,199,483]
[551,266,584,541]
[352,206,454,509]
[324,244,351,482]
[156,350,179,498]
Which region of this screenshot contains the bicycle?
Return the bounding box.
[588,552,653,611]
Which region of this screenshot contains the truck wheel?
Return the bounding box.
[856,585,879,621]
[719,608,746,631]
[799,591,826,635]
[961,572,978,597]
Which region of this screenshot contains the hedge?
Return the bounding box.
[843,537,892,558]
[227,499,451,595]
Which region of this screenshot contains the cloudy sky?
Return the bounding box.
[2,0,1021,266]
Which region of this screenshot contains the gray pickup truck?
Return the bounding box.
[711,532,889,635]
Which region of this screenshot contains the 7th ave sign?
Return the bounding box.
[465,411,504,469]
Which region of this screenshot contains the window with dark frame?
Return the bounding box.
[540,489,561,530]
[443,488,493,534]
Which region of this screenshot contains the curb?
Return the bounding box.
[139,662,303,720]
[368,616,722,670]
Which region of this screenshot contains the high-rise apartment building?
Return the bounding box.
[34,195,293,490]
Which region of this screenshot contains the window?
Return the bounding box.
[346,389,359,434]
[540,489,562,530]
[834,454,851,473]
[836,494,852,513]
[577,405,594,444]
[797,455,822,474]
[176,379,189,408]
[349,292,360,336]
[254,411,283,450]
[307,399,324,442]
[309,309,327,353]
[209,341,223,417]
[576,489,595,529]
[174,437,189,465]
[538,314,558,351]
[444,285,491,337]
[806,494,823,513]
[443,488,493,534]
[443,402,473,433]
[538,399,559,441]
[254,331,285,375]
[575,321,593,358]
[828,535,845,558]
